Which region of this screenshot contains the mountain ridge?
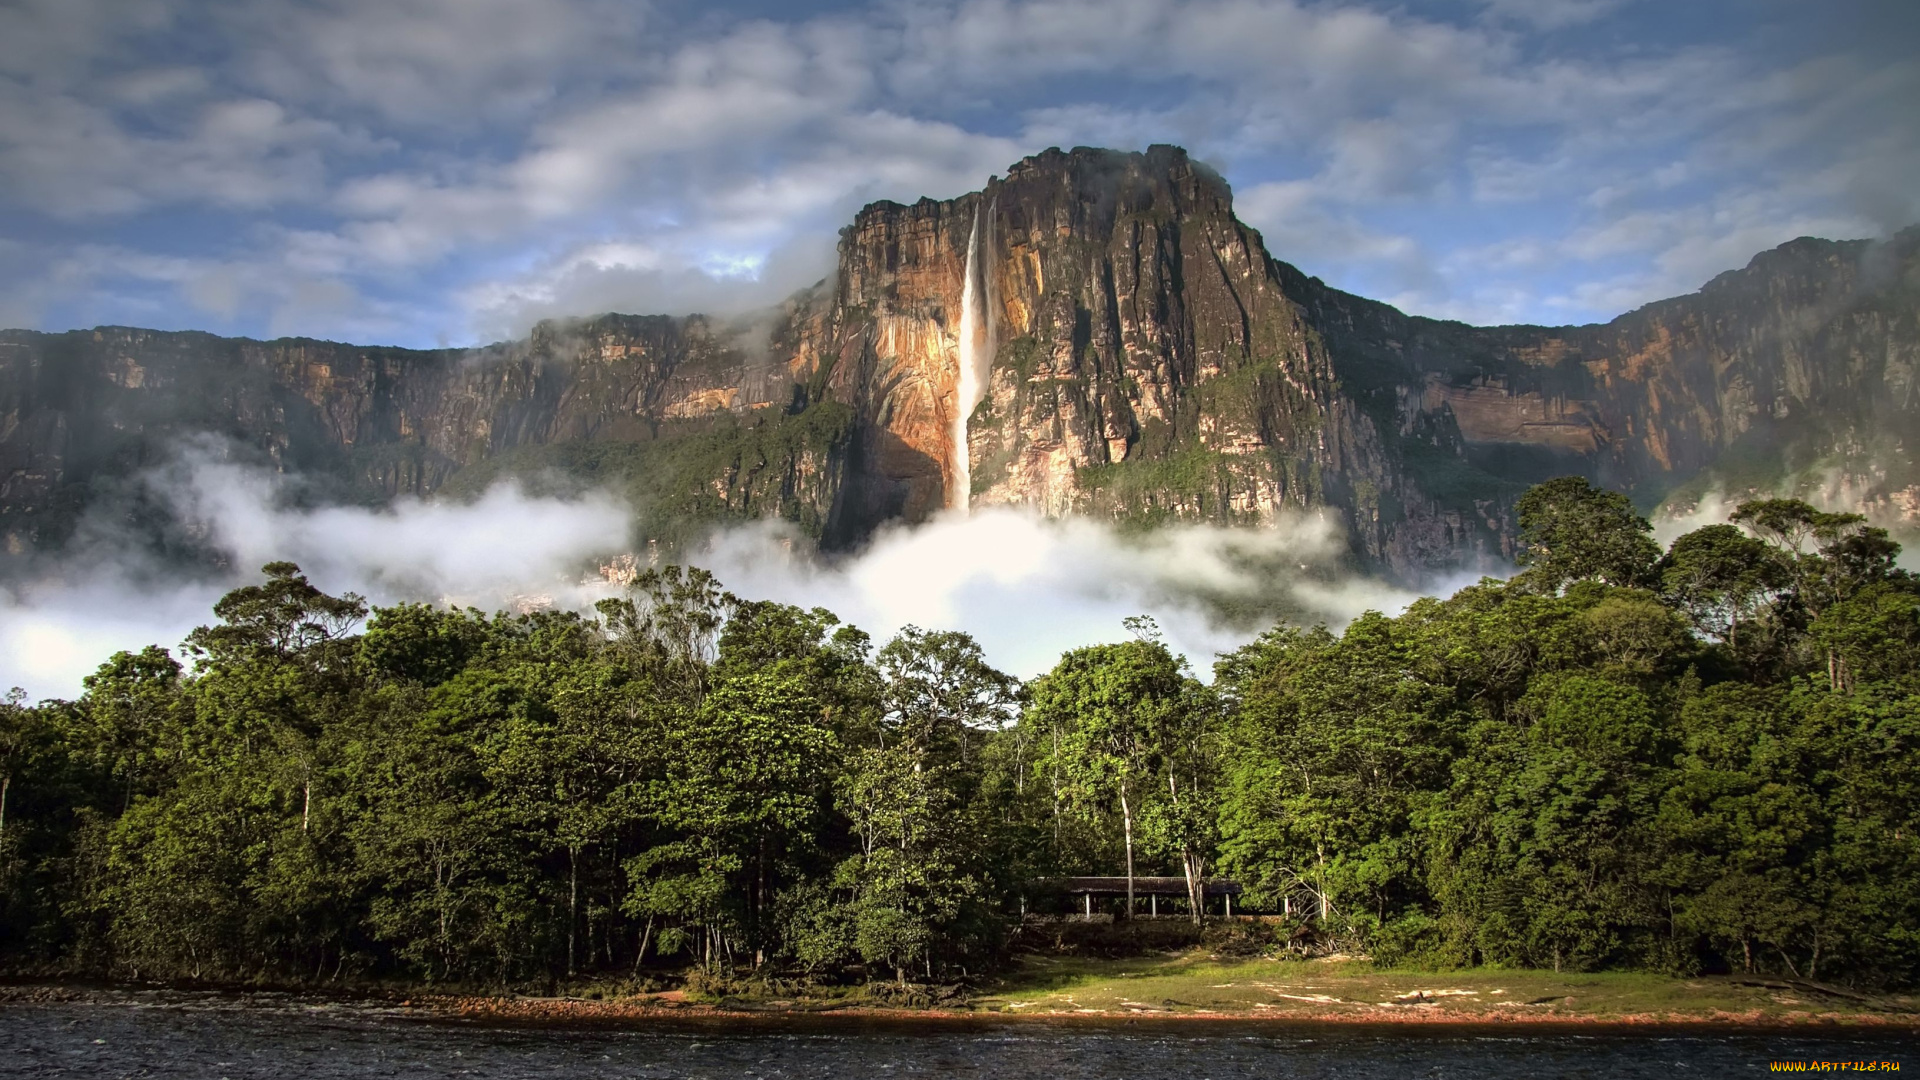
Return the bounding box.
[2,145,1915,581]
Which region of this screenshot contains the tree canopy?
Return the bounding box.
[2,477,1917,989]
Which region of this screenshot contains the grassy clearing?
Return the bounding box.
[969,951,1920,1023]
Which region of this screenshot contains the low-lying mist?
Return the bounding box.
[2,446,1440,701]
[1653,483,1920,572]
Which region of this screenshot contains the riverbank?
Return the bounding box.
[9,954,1914,1028]
[963,954,1920,1026]
[421,956,1920,1028]
[8,991,1912,1080]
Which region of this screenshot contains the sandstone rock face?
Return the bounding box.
[2,145,1915,581]
[1289,225,1920,533]
[814,146,1460,574]
[0,314,844,560]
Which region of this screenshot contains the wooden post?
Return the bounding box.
[1084,892,1091,917]
[1226,892,1233,917]
[1151,893,1158,917]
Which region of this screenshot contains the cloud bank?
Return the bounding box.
[701,507,1425,682]
[1,449,1424,701]
[1,447,636,699]
[0,0,1913,343]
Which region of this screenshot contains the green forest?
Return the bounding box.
[2,478,1917,991]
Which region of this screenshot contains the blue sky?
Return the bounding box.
[1,0,1914,348]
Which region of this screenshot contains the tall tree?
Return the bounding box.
[595,566,726,703]
[626,670,834,972]
[1660,524,1788,659]
[1027,633,1190,918]
[874,626,1019,761]
[1217,615,1454,943]
[1514,476,1661,593]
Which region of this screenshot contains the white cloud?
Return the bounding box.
[0,0,176,87]
[703,505,1422,679]
[1538,189,1876,320]
[21,241,414,343]
[0,0,1912,342]
[0,87,382,218]
[235,0,649,127]
[458,232,839,341]
[1,444,637,699]
[1,448,1426,699]
[1477,0,1632,30]
[1318,118,1457,203]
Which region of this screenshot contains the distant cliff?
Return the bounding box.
[821,146,1497,572]
[3,145,1915,580]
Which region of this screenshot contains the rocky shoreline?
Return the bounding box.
[5,982,1915,1030]
[433,993,1920,1029]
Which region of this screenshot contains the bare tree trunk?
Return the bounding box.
[302,778,311,833]
[633,915,654,975]
[1169,772,1204,924]
[1315,844,1330,920]
[1778,947,1802,979]
[437,855,451,971]
[1181,847,1205,926]
[756,835,768,968]
[1119,784,1135,920]
[568,845,579,977]
[0,772,10,839]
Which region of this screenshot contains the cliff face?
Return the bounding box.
[810,147,1919,572]
[0,314,844,558]
[3,145,1916,580]
[1287,226,1920,527]
[815,146,1494,573]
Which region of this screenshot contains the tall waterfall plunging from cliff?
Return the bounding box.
[951,206,990,511]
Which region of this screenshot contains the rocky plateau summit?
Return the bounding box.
[2,145,1916,582]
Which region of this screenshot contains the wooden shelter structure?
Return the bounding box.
[1050,876,1243,917]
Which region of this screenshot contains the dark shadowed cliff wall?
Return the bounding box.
[3,145,1915,580]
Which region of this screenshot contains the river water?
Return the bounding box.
[3,997,1914,1078]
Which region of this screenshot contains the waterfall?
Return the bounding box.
[952,206,989,511]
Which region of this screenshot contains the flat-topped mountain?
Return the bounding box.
[3,145,1915,580]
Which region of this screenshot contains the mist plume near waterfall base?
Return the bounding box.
[0,451,1428,701]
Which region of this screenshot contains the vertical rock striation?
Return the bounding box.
[805,146,1920,574]
[817,146,1506,573]
[2,144,1916,581]
[0,315,848,559]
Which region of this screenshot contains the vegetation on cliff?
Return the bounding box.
[4,173,1913,583]
[437,400,856,547]
[1,478,1917,990]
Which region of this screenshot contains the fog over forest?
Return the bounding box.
[4,477,1917,990]
[0,445,1439,701]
